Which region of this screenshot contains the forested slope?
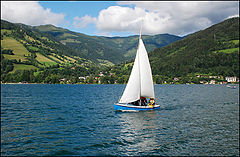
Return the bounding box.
[149,17,239,77]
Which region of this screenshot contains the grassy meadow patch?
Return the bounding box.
[48,55,64,63]
[11,64,38,73]
[35,53,58,67]
[1,37,30,61]
[218,47,239,53]
[64,55,77,63]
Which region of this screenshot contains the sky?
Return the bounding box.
[1,1,239,37]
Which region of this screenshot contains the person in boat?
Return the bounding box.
[130,100,140,106]
[135,100,140,106]
[140,97,147,106]
[149,98,155,106]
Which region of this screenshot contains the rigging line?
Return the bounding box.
[137,40,141,98]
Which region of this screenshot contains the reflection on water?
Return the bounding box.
[116,111,160,155]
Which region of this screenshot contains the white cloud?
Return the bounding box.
[96,6,146,32]
[73,15,97,28]
[1,1,65,26]
[95,1,239,36]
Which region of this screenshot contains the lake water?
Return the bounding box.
[1,84,239,156]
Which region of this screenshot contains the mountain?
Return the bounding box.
[1,20,93,64]
[34,25,182,63]
[33,24,126,64]
[148,17,239,77]
[109,17,239,81]
[1,19,182,83]
[1,19,97,80]
[3,18,238,84]
[104,34,182,58]
[1,19,182,67]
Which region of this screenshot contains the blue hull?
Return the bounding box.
[113,103,160,111]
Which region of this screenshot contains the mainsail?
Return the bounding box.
[119,37,155,103]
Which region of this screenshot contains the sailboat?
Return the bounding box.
[113,26,160,111]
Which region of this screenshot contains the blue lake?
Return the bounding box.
[1,84,239,156]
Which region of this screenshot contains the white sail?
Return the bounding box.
[119,37,155,103]
[119,47,140,103]
[138,38,155,98]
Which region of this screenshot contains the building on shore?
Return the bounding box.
[225,76,238,83]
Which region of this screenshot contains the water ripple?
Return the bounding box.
[1,84,239,156]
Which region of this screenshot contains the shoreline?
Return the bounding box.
[1,82,239,85]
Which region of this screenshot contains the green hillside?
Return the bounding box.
[1,20,98,83]
[34,25,126,64]
[149,17,239,77]
[34,25,182,63]
[1,20,88,66]
[1,19,181,83]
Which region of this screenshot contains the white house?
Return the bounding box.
[210,80,216,84]
[225,76,238,82]
[79,76,86,80]
[173,77,179,81]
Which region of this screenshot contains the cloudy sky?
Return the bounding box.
[1,1,239,37]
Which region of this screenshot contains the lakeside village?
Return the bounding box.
[59,74,239,85]
[6,70,238,85]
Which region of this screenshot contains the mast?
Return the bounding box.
[139,18,143,40]
[138,19,143,105]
